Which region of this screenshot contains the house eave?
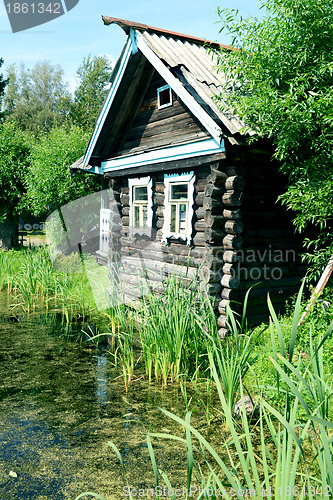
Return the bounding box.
[100,138,225,176]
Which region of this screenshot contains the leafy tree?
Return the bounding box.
[2,64,18,117]
[0,122,33,249]
[70,55,112,132]
[214,0,333,277]
[0,58,8,121]
[3,61,71,134]
[25,125,101,216]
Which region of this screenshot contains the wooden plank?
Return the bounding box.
[134,97,188,126]
[126,110,202,140]
[104,152,226,178]
[101,54,155,158]
[118,126,208,157]
[298,254,333,325]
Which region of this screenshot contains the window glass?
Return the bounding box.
[142,205,148,227]
[157,85,172,109]
[170,183,188,201]
[179,204,187,233]
[134,205,141,227]
[170,204,177,233]
[134,186,148,202]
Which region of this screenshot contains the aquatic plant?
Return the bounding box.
[77,287,333,499]
[138,269,218,386]
[3,247,98,322]
[208,288,258,422]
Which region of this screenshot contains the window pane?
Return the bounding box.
[134,205,140,227]
[142,205,148,227]
[158,87,171,108]
[170,183,188,200]
[179,204,187,233]
[134,186,148,201]
[170,204,176,232]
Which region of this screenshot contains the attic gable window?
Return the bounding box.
[157,85,172,109]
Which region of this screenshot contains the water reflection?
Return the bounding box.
[95,354,108,405]
[0,297,192,499]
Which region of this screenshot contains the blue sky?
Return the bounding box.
[0,0,263,92]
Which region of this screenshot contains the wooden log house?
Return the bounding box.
[76,17,306,336]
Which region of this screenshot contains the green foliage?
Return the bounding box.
[138,271,218,385]
[0,247,99,325]
[3,61,71,135]
[0,57,8,120]
[70,55,112,132]
[25,125,101,216]
[86,290,333,500]
[214,0,333,277]
[0,121,33,221]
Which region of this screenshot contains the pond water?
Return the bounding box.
[0,294,222,500]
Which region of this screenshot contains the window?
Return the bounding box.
[129,177,153,237]
[162,172,195,245]
[169,183,188,234]
[157,85,172,109]
[133,185,148,228]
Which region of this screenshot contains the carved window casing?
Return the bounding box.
[162,172,195,245]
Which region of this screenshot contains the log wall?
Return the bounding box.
[105,145,306,336]
[216,148,306,335]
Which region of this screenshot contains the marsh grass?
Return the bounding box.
[138,269,218,386]
[1,247,98,325]
[79,288,333,500]
[208,288,259,421]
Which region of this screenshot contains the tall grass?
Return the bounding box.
[77,287,333,500]
[209,288,259,420]
[138,270,218,386]
[0,247,97,323]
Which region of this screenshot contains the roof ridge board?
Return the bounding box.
[102,16,231,50]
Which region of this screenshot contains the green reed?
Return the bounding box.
[1,247,97,323]
[138,269,218,386]
[79,286,333,499]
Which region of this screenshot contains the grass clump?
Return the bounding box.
[138,271,218,386]
[76,285,333,500]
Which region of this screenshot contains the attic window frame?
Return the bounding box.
[157,84,173,109]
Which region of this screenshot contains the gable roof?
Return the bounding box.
[82,17,246,170]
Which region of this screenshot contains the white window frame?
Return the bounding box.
[129,176,153,237]
[157,84,172,109]
[162,172,195,245]
[99,208,111,253]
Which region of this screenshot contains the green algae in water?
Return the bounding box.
[0,292,221,500]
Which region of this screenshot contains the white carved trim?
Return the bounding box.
[162,172,195,246]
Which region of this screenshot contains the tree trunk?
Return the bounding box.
[0,214,18,250]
